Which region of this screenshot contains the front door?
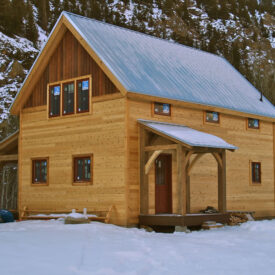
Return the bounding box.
[155,154,172,214]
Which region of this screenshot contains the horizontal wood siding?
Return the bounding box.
[20,98,127,225]
[24,29,119,109]
[126,98,275,224]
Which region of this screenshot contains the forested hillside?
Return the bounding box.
[0,0,274,140]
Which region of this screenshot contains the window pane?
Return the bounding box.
[252,162,261,183]
[74,157,91,182]
[248,118,259,129]
[50,86,60,117]
[63,83,74,115]
[154,102,170,115]
[206,111,219,123]
[35,161,40,182]
[84,158,91,180]
[41,161,47,182]
[33,160,47,183]
[77,80,89,113]
[77,159,83,181]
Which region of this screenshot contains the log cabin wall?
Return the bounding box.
[126,98,275,224]
[24,29,119,109]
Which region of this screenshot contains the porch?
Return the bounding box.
[138,120,237,227]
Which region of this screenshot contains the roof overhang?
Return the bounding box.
[9,12,128,115]
[138,119,237,152]
[0,130,19,155]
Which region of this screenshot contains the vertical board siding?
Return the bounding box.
[24,30,119,109]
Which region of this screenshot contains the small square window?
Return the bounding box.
[205,111,219,123]
[251,162,261,184]
[32,159,48,185]
[154,102,171,116]
[248,118,259,129]
[73,156,92,184]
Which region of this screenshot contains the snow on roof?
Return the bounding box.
[138,119,237,150]
[64,12,275,119]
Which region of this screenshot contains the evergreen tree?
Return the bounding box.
[37,0,50,31]
[25,1,38,46]
[0,0,11,34]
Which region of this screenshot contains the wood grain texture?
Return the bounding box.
[126,98,275,223]
[24,30,119,109]
[20,98,127,225]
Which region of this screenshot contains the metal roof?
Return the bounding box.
[138,119,237,150]
[64,12,275,119]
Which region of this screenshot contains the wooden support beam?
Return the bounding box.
[0,154,18,162]
[145,150,163,175]
[183,150,194,169]
[177,145,184,214]
[218,151,226,213]
[187,153,205,175]
[212,152,222,168]
[186,160,191,214]
[144,144,177,152]
[139,127,149,214]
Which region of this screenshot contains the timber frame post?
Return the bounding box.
[218,150,226,213]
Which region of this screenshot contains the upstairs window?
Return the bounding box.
[63,82,75,115]
[32,159,48,185]
[154,102,171,116]
[205,111,219,123]
[49,85,60,117]
[251,162,261,184]
[77,79,89,113]
[248,118,259,129]
[74,156,92,184]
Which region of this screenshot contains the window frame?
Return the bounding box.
[47,75,92,119]
[204,110,220,124]
[73,155,93,186]
[76,78,90,114]
[62,81,75,116]
[153,102,171,116]
[31,158,49,186]
[247,118,260,130]
[49,84,61,118]
[250,161,262,185]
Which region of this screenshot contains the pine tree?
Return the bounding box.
[0,0,11,34]
[25,1,38,46]
[37,0,50,31]
[10,0,25,36]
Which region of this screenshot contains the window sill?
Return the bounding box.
[31,183,48,186]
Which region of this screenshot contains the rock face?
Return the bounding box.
[8,60,25,79]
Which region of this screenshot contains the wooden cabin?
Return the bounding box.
[6,12,275,226]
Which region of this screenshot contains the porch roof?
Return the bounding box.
[138,119,237,150]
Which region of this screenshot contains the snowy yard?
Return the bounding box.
[1,219,275,275]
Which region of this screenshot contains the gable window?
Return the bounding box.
[205,111,219,123]
[49,85,61,117]
[63,82,74,115]
[251,162,261,184]
[32,159,48,185]
[154,102,171,116]
[248,118,259,129]
[77,79,89,113]
[74,156,92,184]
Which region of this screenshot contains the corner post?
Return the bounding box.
[139,127,148,214]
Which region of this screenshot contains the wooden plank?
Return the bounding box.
[144,144,177,151]
[0,154,18,162]
[218,151,226,213]
[212,152,222,168]
[186,160,191,214]
[187,153,205,175]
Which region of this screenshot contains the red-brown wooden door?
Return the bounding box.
[155,154,172,214]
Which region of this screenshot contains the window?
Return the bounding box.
[32,159,48,184]
[77,79,89,113]
[63,82,74,115]
[251,162,261,184]
[205,111,219,123]
[248,118,259,129]
[49,85,60,117]
[73,156,92,184]
[154,102,171,116]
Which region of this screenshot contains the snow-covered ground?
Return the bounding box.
[0,219,275,275]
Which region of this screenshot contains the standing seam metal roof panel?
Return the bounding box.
[65,12,275,118]
[138,119,237,150]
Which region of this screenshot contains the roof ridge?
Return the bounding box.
[63,11,222,60]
